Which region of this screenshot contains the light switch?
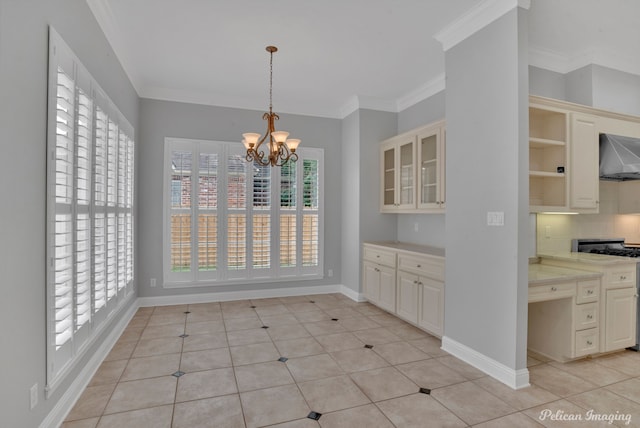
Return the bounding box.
[487,211,505,226]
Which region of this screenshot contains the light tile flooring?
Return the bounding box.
[62,293,640,428]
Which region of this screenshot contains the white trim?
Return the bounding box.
[40,301,138,428]
[138,284,343,307]
[441,335,530,389]
[434,0,531,52]
[340,285,366,302]
[396,74,446,113]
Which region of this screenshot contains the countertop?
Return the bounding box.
[537,251,640,266]
[529,263,602,286]
[364,241,445,258]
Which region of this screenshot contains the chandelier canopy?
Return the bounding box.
[242,45,300,167]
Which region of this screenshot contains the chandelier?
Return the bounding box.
[242,46,301,167]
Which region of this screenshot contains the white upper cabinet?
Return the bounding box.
[570,113,599,212]
[380,120,445,214]
[380,134,416,212]
[417,121,446,212]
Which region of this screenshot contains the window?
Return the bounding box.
[163,138,323,286]
[46,29,135,394]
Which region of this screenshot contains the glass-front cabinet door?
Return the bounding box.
[380,136,416,211]
[398,140,414,208]
[418,124,445,210]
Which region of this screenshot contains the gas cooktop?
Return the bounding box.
[572,238,640,258]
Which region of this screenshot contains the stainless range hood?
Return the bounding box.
[600,133,640,181]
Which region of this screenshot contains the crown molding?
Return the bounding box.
[529,45,640,77]
[396,73,446,112]
[435,0,531,52]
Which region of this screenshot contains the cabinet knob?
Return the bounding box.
[416,264,421,268]
[587,314,593,319]
[414,280,419,284]
[587,289,593,295]
[551,287,557,291]
[587,340,593,346]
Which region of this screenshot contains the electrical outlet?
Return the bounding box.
[150,278,156,287]
[414,222,419,232]
[30,383,38,410]
[328,269,333,277]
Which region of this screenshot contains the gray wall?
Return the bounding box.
[398,90,446,133]
[358,109,398,244]
[0,1,139,427]
[341,111,361,293]
[444,7,529,372]
[566,65,594,106]
[591,65,640,116]
[138,99,342,297]
[529,66,566,100]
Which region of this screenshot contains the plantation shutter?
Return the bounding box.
[227,153,248,277]
[53,67,75,366]
[93,107,108,316]
[252,162,271,274]
[197,151,218,279]
[163,139,322,286]
[279,161,297,273]
[47,28,136,393]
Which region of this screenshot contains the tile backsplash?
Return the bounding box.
[537,213,640,253]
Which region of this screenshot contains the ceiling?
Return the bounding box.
[87,0,640,118]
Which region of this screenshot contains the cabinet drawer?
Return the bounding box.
[363,246,396,267]
[528,281,575,303]
[576,279,599,304]
[397,253,444,280]
[605,266,636,288]
[575,328,599,357]
[575,302,598,331]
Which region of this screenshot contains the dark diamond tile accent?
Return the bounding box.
[331,318,339,321]
[250,305,257,308]
[278,357,289,363]
[172,371,186,378]
[183,311,191,314]
[419,387,431,395]
[307,411,322,421]
[179,334,189,338]
[261,325,269,329]
[364,344,374,349]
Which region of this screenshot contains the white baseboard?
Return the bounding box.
[137,283,345,307]
[441,335,530,390]
[340,285,366,302]
[43,300,139,428]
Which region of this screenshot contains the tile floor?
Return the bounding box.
[62,293,640,428]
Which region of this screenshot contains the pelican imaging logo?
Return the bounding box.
[538,409,632,425]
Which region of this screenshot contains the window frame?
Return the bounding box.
[163,137,324,288]
[45,28,135,396]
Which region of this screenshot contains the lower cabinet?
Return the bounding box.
[396,272,420,323]
[528,277,602,362]
[363,261,396,313]
[363,243,445,338]
[604,286,637,351]
[418,277,444,337]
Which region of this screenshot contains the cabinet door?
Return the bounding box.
[418,277,444,337]
[378,265,396,313]
[363,262,380,304]
[604,287,637,351]
[417,125,444,211]
[570,113,599,211]
[396,271,420,323]
[397,139,416,210]
[380,142,397,211]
